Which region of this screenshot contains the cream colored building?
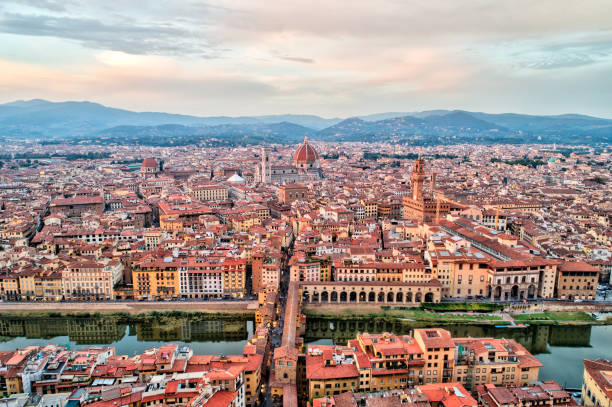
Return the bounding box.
[188,184,228,202]
[583,359,612,407]
[62,259,122,300]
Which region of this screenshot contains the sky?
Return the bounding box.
[0,0,611,118]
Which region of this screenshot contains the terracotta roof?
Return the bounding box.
[202,391,237,407]
[559,261,600,272]
[418,383,478,407]
[141,158,158,168]
[293,136,319,165]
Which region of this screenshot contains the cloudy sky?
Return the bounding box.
[1,0,611,118]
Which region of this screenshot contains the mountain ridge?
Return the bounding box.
[1,99,611,145]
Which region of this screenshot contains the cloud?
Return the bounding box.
[514,34,612,70]
[1,1,612,117]
[279,55,315,64]
[0,12,222,57]
[6,0,71,12]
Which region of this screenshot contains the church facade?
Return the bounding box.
[256,136,323,184]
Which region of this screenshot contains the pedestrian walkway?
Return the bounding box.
[501,312,516,326]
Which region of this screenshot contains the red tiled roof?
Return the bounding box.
[141,158,158,168]
[202,390,237,407]
[293,137,319,165]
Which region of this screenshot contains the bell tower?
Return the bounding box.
[261,147,271,183]
[411,158,425,201]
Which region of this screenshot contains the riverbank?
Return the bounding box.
[303,304,507,325]
[0,300,258,316]
[303,304,612,325]
[511,311,611,325]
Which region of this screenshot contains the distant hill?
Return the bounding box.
[0,99,610,145]
[318,110,612,144]
[316,111,509,143]
[95,122,313,145]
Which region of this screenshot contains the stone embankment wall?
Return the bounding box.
[504,301,612,313]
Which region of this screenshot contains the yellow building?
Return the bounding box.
[132,257,180,300]
[40,272,63,301]
[0,274,20,300]
[251,205,270,221]
[222,259,247,298]
[319,259,331,282]
[583,359,612,407]
[427,248,492,299]
[17,271,40,300]
[160,215,184,232]
[0,219,36,240]
[6,375,22,395]
[230,215,262,233]
[413,328,456,385]
[360,200,378,218]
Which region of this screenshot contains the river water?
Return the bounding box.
[0,315,609,389]
[304,318,612,389]
[0,315,254,356]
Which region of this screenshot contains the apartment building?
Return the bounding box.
[452,337,542,388]
[290,254,321,282]
[305,329,541,400]
[556,261,599,300]
[582,359,612,407]
[62,259,122,300]
[188,184,229,202]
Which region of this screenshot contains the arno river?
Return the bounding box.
[0,315,254,356]
[0,315,610,389]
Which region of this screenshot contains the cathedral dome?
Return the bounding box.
[292,135,319,167]
[141,158,158,169]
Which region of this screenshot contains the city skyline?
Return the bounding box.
[1,1,612,118]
